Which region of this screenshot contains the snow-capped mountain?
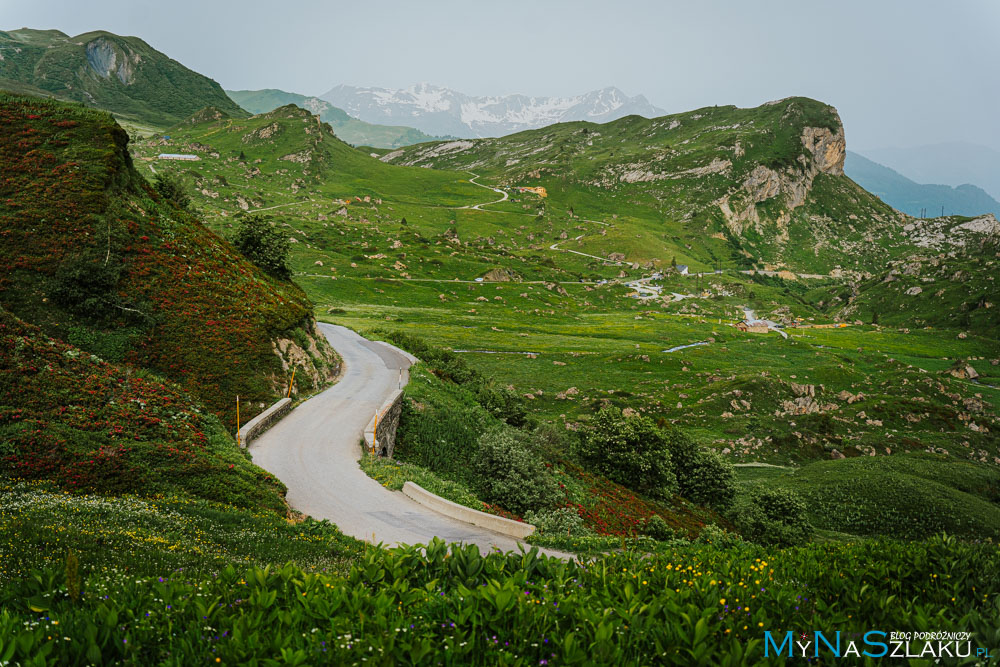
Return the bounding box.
[318,83,667,138]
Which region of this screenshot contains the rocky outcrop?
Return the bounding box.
[715,114,846,239]
[271,320,341,396]
[801,125,845,176]
[85,37,138,85]
[483,267,521,282]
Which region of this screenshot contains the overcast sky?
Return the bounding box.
[3,0,998,151]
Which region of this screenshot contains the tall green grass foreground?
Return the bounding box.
[1,536,998,665]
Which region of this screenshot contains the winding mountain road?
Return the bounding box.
[249,323,551,554]
[460,172,509,210]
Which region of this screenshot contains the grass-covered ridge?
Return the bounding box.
[379,96,913,274]
[0,479,364,583]
[741,453,1000,540]
[0,28,247,127]
[0,94,338,428]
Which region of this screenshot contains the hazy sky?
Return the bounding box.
[3,0,998,151]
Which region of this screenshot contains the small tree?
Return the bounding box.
[730,486,812,547]
[578,407,677,499]
[665,430,736,509]
[231,214,291,279]
[472,427,559,514]
[152,172,191,210]
[671,256,677,269]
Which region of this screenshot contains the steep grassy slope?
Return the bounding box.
[0,308,285,510]
[226,88,451,148]
[380,97,915,274]
[0,94,338,428]
[0,28,247,127]
[821,215,1000,332]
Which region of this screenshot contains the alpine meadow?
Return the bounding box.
[0,4,998,665]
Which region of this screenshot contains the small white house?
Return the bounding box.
[157,153,200,161]
[676,264,689,275]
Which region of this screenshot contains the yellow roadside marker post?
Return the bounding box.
[372,410,378,456]
[287,368,296,398]
[236,395,241,446]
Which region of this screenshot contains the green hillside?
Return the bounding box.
[226,87,454,148]
[380,97,919,274]
[0,28,247,127]
[0,94,338,429]
[0,307,285,510]
[811,214,1000,331]
[132,100,1000,472]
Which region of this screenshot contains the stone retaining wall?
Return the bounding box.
[363,389,404,457]
[238,397,292,447]
[402,482,536,539]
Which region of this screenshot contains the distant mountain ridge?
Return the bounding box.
[845,151,999,217]
[0,28,246,127]
[320,83,667,138]
[225,88,453,148]
[861,142,1000,203]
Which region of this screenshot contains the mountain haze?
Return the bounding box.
[226,87,452,148]
[845,151,999,217]
[320,83,667,138]
[863,142,1000,203]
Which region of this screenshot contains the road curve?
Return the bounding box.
[249,323,550,555]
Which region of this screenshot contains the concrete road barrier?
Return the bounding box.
[402,481,536,539]
[238,397,292,446]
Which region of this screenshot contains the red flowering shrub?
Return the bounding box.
[0,94,333,430]
[0,308,285,509]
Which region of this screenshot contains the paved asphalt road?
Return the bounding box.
[249,323,556,555]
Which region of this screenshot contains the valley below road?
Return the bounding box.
[249,323,554,554]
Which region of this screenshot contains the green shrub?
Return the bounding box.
[394,394,485,484]
[475,381,527,426]
[152,172,191,210]
[694,523,743,548]
[578,407,677,499]
[730,486,812,547]
[642,514,680,541]
[472,427,559,514]
[524,507,591,537]
[666,431,737,509]
[230,213,292,279]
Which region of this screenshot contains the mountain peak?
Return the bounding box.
[319,83,667,138]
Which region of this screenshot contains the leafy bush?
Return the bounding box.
[665,431,737,509]
[694,524,743,548]
[472,427,559,514]
[475,381,527,426]
[524,507,591,537]
[230,214,292,279]
[642,514,680,541]
[578,407,677,499]
[393,378,489,484]
[152,172,191,210]
[730,486,812,547]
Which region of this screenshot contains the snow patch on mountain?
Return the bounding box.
[320,83,666,138]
